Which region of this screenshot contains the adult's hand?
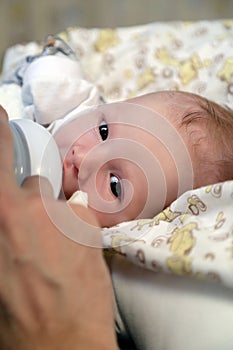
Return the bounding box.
[0,106,118,350]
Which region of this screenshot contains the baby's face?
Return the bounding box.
[54,92,194,227]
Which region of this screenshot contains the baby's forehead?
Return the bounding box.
[125,91,201,125]
[97,91,207,146]
[100,95,195,151]
[128,91,212,148]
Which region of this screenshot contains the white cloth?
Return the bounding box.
[21,55,100,125]
[0,51,100,126]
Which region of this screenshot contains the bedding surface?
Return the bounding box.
[2,19,233,107]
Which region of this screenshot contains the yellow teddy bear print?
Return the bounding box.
[168,222,197,256]
[94,29,119,53]
[110,234,145,253]
[131,206,182,231]
[205,184,222,198]
[137,67,156,90]
[217,57,233,83]
[156,48,206,85]
[166,222,197,275]
[167,255,193,275]
[187,194,207,215]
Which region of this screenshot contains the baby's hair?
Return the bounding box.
[179,92,233,186]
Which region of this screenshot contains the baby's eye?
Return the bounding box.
[110,174,121,198]
[99,121,108,141]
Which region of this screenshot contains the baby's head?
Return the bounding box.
[54,91,233,227]
[129,91,233,188]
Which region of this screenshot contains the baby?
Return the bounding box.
[53,90,233,227]
[2,37,233,228]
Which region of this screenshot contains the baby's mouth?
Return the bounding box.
[73,165,80,190]
[62,161,80,200]
[73,165,79,179]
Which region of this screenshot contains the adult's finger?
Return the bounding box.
[0,106,15,181]
[22,175,55,198]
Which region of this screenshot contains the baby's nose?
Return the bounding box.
[71,145,78,157]
[71,144,98,175]
[71,145,84,168]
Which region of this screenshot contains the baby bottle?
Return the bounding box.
[9,119,62,198]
